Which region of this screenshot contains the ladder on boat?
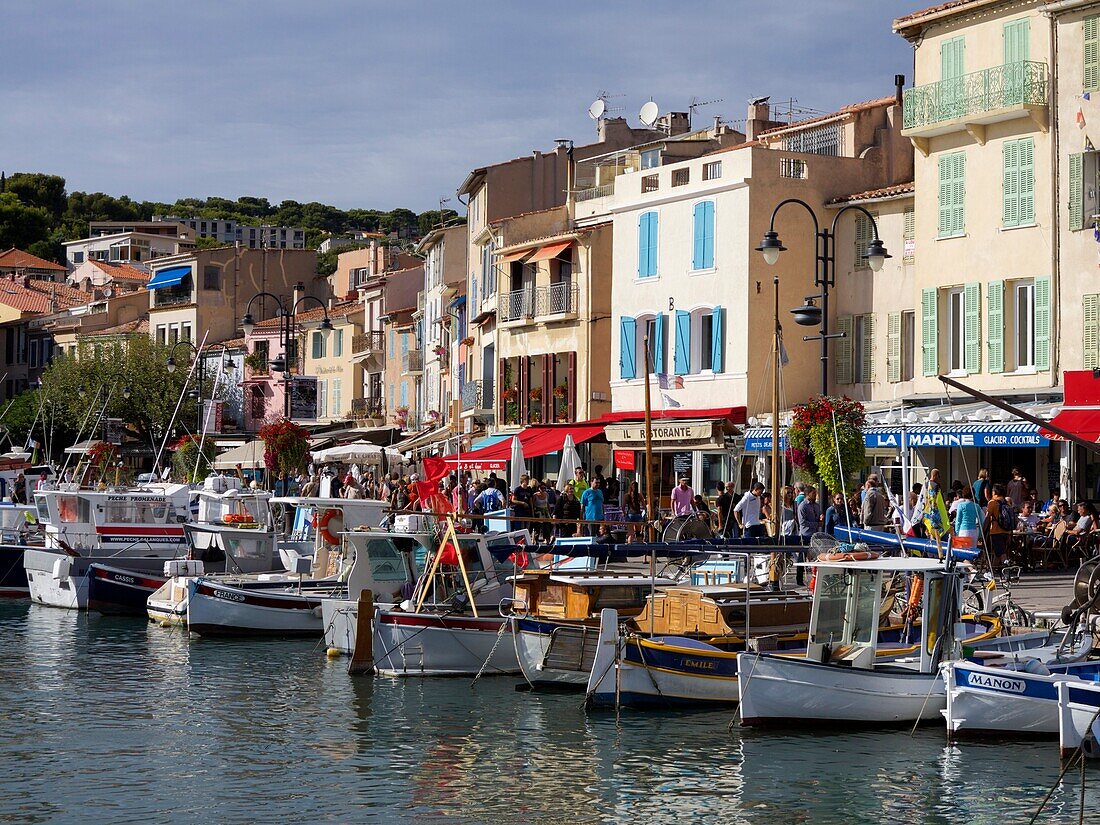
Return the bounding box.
[541,626,599,673]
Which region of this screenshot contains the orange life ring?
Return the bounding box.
[816,550,882,562]
[315,508,343,545]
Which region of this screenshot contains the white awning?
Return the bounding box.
[213,440,265,470]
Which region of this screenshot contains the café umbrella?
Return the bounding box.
[556,433,581,492]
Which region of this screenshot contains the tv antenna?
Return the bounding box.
[639,100,660,128]
[688,96,723,129]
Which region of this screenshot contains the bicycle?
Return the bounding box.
[960,564,1034,628]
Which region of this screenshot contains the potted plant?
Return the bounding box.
[460,336,475,347]
[244,349,268,375]
[433,344,447,357]
[786,395,866,493]
[393,405,410,426]
[529,386,542,402]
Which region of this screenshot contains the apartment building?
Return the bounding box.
[144,247,324,349]
[153,215,307,249]
[68,260,151,292]
[64,231,192,270]
[0,248,67,282]
[381,266,424,431]
[415,225,467,430]
[893,0,1059,494]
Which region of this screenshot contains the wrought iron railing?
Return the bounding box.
[352,331,384,354]
[404,349,423,373]
[154,287,192,307]
[499,288,535,322]
[352,397,384,418]
[575,183,614,201]
[902,61,1047,130]
[535,283,578,316]
[461,379,484,412]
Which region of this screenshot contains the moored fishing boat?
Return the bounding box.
[1057,679,1100,758]
[0,503,43,598]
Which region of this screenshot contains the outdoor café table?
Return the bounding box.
[1010,529,1039,571]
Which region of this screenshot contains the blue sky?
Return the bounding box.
[3,0,918,211]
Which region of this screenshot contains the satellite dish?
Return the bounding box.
[639,101,660,127]
[588,99,606,120]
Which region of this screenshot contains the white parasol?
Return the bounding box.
[508,435,527,491]
[556,433,582,492]
[311,441,384,464]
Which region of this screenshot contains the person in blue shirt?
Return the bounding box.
[581,477,605,538]
[823,492,847,536]
[952,486,982,556]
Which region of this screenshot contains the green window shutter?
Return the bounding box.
[887,312,902,383]
[903,209,915,264]
[1070,153,1085,232]
[1018,138,1035,225]
[1084,294,1100,370]
[1035,275,1051,370]
[964,281,981,374]
[836,316,854,384]
[953,152,966,236]
[1003,139,1020,227]
[1086,16,1099,92]
[938,156,952,237]
[861,314,876,383]
[922,287,939,377]
[987,280,1005,374]
[1004,19,1029,64]
[854,212,874,269]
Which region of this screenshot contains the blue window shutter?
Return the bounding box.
[711,306,724,373]
[637,214,646,277]
[647,212,658,276]
[692,203,705,270]
[653,313,665,374]
[619,316,637,380]
[674,310,691,374]
[703,201,714,268]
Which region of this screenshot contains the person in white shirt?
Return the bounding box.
[734,482,767,539]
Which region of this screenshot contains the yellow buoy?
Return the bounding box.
[326,647,342,658]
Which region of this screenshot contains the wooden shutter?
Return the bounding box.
[701,201,714,268]
[1018,138,1035,225]
[854,212,874,269]
[674,310,691,375]
[1070,153,1085,232]
[1003,139,1020,227]
[652,313,665,374]
[938,155,952,237]
[835,316,854,384]
[644,212,658,276]
[861,314,875,383]
[567,351,577,421]
[887,312,902,383]
[922,287,939,377]
[1087,16,1099,92]
[903,209,915,264]
[692,203,706,270]
[711,306,724,373]
[619,316,636,380]
[1084,294,1100,370]
[1035,275,1051,371]
[952,152,966,236]
[1004,19,1029,64]
[987,280,1005,374]
[964,281,981,374]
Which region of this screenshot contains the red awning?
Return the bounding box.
[1040,409,1100,442]
[444,423,606,470]
[498,249,532,264]
[526,240,572,262]
[598,406,747,424]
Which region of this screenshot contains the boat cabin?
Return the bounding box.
[511,569,679,621]
[805,557,958,672]
[34,483,191,553]
[632,586,813,640]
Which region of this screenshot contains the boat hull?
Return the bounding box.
[736,652,944,726]
[186,579,330,636]
[321,597,359,655]
[0,543,29,597]
[374,611,518,676]
[1058,680,1100,758]
[87,564,167,616]
[512,616,602,690]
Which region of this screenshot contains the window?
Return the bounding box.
[318,380,328,418]
[853,314,875,383]
[692,201,715,271]
[779,158,808,179]
[903,209,915,264]
[1086,15,1099,92]
[638,211,658,278]
[671,168,690,187]
[781,124,839,156]
[73,252,84,264]
[938,152,966,238]
[333,329,343,358]
[203,265,221,290]
[253,340,269,371]
[331,378,342,416]
[641,174,659,193]
[181,323,192,343]
[703,161,722,181]
[947,288,966,373]
[388,328,395,357]
[1014,280,1035,369]
[28,340,38,369]
[156,325,167,347]
[1003,138,1035,227]
[1085,294,1100,369]
[854,211,878,269]
[902,311,915,382]
[169,326,179,346]
[311,331,325,359]
[700,313,714,372]
[640,149,661,169]
[480,241,495,300]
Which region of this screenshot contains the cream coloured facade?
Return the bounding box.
[416,225,467,426]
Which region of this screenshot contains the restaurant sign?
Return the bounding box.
[604,421,716,445]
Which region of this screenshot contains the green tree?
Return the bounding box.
[5,173,67,223]
[0,192,52,252]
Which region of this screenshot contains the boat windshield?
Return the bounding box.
[810,569,878,647]
[849,571,878,645]
[103,497,169,524]
[363,539,409,582]
[810,571,847,646]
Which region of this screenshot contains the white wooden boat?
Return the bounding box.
[737,557,960,726]
[1057,680,1100,758]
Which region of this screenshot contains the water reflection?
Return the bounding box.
[0,599,1096,824]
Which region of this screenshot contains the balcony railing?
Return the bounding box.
[902,60,1047,131]
[499,288,535,323]
[575,183,614,202]
[352,331,384,354]
[351,397,384,419]
[154,288,193,308]
[461,379,484,412]
[536,283,578,317]
[404,349,423,373]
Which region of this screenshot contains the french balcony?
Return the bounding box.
[351,396,384,420]
[351,331,385,370]
[404,349,423,374]
[461,379,483,412]
[902,60,1048,153]
[499,288,535,324]
[535,282,579,319]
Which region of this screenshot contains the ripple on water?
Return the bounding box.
[0,601,1096,825]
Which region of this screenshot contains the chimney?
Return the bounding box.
[895,74,905,106]
[746,98,772,141]
[292,282,304,310]
[656,112,690,136]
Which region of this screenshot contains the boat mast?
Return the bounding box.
[770,275,781,588]
[643,335,655,635]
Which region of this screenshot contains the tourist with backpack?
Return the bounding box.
[983,483,1015,571]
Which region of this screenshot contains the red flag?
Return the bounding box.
[422,456,448,484]
[437,541,460,566]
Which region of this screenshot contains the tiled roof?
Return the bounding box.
[894,0,983,28]
[828,181,915,204]
[758,96,897,138]
[0,276,89,314]
[88,260,152,284]
[250,300,361,330]
[204,336,245,351]
[0,248,66,272]
[85,318,150,337]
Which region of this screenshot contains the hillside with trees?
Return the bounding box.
[0,172,462,265]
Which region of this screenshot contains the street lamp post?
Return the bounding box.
[240,291,332,420]
[755,200,889,573]
[167,340,234,433]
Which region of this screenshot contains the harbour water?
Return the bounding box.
[0,600,1095,825]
